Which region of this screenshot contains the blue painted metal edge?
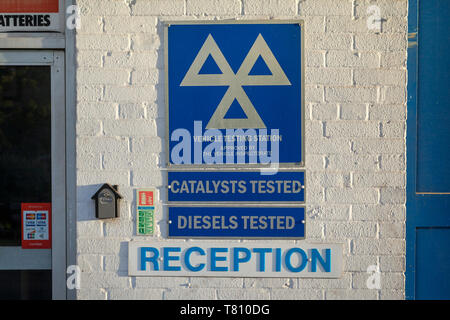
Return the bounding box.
[406,0,419,301]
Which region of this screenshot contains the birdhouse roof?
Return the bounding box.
[91,183,123,199]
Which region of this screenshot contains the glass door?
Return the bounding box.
[0,51,65,300]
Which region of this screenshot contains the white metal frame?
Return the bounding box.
[0,50,66,299]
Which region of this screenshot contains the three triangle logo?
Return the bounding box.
[180,34,291,129]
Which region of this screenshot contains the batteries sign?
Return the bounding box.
[0,0,60,31]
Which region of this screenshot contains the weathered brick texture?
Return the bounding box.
[75,0,407,300]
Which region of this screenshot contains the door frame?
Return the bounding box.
[406,0,450,300]
[405,0,418,301]
[0,50,66,299]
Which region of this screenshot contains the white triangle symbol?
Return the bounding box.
[180,34,291,129]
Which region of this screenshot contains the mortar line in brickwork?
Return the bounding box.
[128,170,132,187]
[101,84,106,101]
[101,255,105,271]
[376,155,382,170]
[376,221,380,240]
[351,0,356,19]
[101,17,105,33]
[323,155,329,169]
[100,154,105,170]
[127,69,132,85]
[102,221,106,237]
[349,172,354,188]
[114,103,119,119]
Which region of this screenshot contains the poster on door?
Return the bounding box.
[21,203,51,249]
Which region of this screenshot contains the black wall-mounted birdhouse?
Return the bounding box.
[91,183,123,219]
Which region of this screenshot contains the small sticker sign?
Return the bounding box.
[21,203,51,249]
[136,189,156,236]
[138,189,154,206]
[137,207,154,235]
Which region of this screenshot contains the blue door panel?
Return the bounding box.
[415,228,450,300]
[411,196,450,226]
[416,0,450,192]
[407,0,450,300]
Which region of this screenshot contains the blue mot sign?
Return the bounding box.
[165,21,304,166]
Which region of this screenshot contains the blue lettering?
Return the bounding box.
[232,247,251,271]
[275,248,282,272]
[285,248,307,272]
[252,248,272,272]
[140,247,159,271]
[163,247,181,271]
[210,247,228,272]
[311,248,331,272]
[184,246,206,272]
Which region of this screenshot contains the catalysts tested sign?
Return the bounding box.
[167,170,305,203]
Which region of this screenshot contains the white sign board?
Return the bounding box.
[129,241,343,278]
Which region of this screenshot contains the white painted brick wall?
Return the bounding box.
[74,0,407,300]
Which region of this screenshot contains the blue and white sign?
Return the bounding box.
[128,242,343,278]
[167,170,305,203]
[166,21,304,166]
[168,206,305,238]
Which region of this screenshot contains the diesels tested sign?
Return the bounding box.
[165,21,304,166]
[168,206,305,238]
